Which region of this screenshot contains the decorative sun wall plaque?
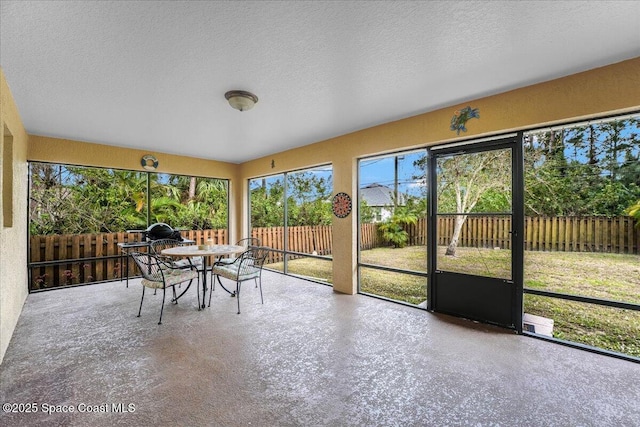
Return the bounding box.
[450,106,480,135]
[332,192,352,218]
[141,154,159,171]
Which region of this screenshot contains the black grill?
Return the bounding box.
[142,223,178,241]
[127,223,183,241]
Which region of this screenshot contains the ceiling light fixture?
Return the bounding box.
[225,90,258,111]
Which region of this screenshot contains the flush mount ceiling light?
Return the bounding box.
[225,90,258,111]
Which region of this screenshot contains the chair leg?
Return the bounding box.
[208,275,215,307]
[193,274,199,310]
[210,269,215,291]
[258,276,264,304]
[137,286,146,317]
[196,277,201,311]
[172,286,177,304]
[158,287,166,325]
[236,281,241,314]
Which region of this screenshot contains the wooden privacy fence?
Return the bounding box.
[434,216,512,249]
[251,216,639,254]
[251,225,333,264]
[523,216,639,253]
[250,223,379,263]
[29,229,227,291]
[409,216,639,253]
[29,216,638,289]
[360,223,381,250]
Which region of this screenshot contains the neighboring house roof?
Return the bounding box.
[359,183,406,207]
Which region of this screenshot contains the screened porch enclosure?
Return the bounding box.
[26,115,640,361]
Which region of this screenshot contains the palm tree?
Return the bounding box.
[378,207,418,248]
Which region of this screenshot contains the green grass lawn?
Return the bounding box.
[267,246,640,357]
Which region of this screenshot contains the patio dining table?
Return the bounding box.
[160,244,245,309]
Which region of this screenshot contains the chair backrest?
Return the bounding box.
[253,246,269,267]
[150,238,182,255]
[236,237,261,249]
[237,246,269,275]
[129,252,164,282]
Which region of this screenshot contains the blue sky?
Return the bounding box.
[359,151,426,197]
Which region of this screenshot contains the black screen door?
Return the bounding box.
[429,136,522,328]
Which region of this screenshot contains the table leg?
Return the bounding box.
[201,257,208,309]
[124,251,129,288]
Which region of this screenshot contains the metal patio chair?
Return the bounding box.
[151,238,205,288]
[209,237,261,289]
[209,246,269,314]
[130,252,200,324]
[150,238,203,270]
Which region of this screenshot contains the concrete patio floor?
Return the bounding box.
[1,271,638,426]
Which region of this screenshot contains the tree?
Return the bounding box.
[169,177,228,229]
[286,172,333,226]
[378,204,418,248]
[249,172,333,228]
[29,163,230,235]
[524,118,640,217]
[524,130,579,216]
[250,178,285,228]
[412,150,510,256]
[29,163,70,234]
[437,149,511,256]
[30,165,149,234]
[359,199,375,223]
[626,200,640,228]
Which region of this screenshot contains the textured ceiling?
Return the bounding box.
[1,1,639,163]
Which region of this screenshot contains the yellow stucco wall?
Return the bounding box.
[1,69,30,364]
[240,57,640,294]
